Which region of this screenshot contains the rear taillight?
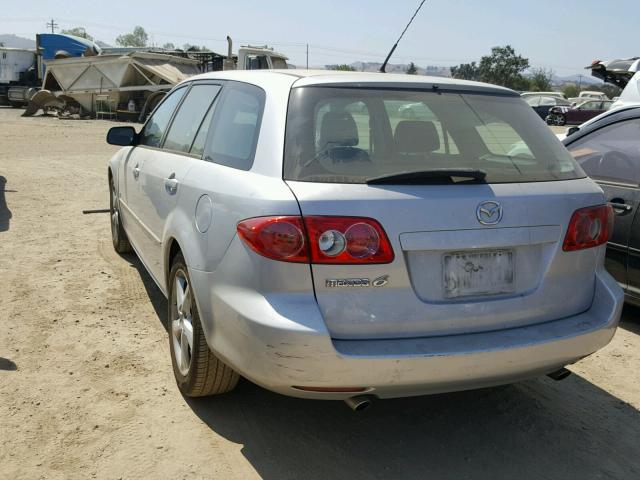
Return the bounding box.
[236,216,394,264]
[236,216,308,262]
[563,204,614,251]
[304,216,394,264]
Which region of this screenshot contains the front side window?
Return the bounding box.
[567,119,640,185]
[163,84,221,153]
[138,87,187,147]
[204,83,265,170]
[284,87,583,184]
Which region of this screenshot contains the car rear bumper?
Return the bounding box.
[190,268,623,400]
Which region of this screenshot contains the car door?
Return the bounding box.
[573,101,601,123]
[612,119,640,298]
[566,117,640,289]
[177,81,266,273]
[121,86,188,262]
[133,82,223,283]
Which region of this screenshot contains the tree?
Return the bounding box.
[562,84,580,99]
[450,62,480,81]
[61,27,93,41]
[477,45,530,90]
[406,62,418,75]
[528,67,554,92]
[182,44,209,52]
[162,42,176,50]
[115,26,148,47]
[328,64,356,71]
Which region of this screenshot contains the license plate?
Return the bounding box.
[443,250,514,298]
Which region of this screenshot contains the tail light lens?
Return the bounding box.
[304,216,394,264]
[237,216,394,264]
[563,204,614,251]
[237,216,308,262]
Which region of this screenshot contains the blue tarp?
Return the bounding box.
[37,33,100,60]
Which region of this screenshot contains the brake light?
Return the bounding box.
[236,216,308,262]
[304,216,394,264]
[236,216,394,264]
[563,205,614,251]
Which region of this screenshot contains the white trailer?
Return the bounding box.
[0,47,37,106]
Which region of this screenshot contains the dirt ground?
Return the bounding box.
[0,106,639,480]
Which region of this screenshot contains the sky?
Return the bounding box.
[1,0,638,76]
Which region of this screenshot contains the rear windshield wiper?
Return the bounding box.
[366,168,487,185]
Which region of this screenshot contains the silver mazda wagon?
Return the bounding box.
[106,70,623,407]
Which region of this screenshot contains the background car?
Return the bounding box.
[524,94,571,120]
[546,100,613,125]
[563,106,640,305]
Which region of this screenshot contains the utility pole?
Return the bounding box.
[306,44,309,69]
[578,74,583,91]
[46,18,58,34]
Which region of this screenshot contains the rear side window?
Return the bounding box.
[284,87,583,184]
[204,83,265,170]
[139,87,187,147]
[567,119,640,185]
[163,84,221,154]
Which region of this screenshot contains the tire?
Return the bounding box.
[109,175,132,253]
[168,252,239,397]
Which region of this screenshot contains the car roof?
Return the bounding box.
[562,105,640,145]
[182,69,519,96]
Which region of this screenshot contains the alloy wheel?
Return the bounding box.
[172,270,194,376]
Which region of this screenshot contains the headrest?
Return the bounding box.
[394,120,440,154]
[319,111,359,150]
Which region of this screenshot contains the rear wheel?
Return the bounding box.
[109,175,131,253]
[168,252,239,396]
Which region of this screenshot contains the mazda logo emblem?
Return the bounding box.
[476,201,503,225]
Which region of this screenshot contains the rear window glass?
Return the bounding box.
[284,87,584,184]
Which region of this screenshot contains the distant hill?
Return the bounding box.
[0,34,36,49]
[325,61,451,76]
[552,73,602,86]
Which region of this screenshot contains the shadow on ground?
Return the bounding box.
[0,176,12,232]
[621,304,640,334]
[0,357,17,371]
[126,254,640,479]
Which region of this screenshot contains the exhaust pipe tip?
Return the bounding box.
[344,395,374,412]
[547,367,572,381]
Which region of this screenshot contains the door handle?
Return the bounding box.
[164,175,179,195]
[609,198,633,215]
[133,164,140,179]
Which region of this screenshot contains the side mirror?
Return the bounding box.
[566,126,579,137]
[107,126,137,146]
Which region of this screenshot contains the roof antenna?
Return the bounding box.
[380,0,428,73]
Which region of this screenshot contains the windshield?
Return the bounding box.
[284,87,584,184]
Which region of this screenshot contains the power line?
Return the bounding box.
[46,18,58,34]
